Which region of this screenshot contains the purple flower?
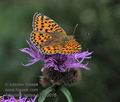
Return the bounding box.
[20,40,92,72]
[19,40,44,66]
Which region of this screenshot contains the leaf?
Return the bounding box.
[59,86,73,102]
[38,86,53,102]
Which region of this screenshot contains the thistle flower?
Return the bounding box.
[20,40,92,71]
[20,40,92,85]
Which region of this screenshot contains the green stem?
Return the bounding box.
[59,86,73,102]
[38,86,53,102]
[38,85,73,102]
[54,95,59,102]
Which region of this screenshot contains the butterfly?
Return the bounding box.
[30,12,81,55]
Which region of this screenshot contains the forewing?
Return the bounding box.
[30,31,52,49]
[32,12,67,35]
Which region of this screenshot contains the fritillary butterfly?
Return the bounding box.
[30,12,81,54]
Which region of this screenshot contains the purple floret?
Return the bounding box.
[20,40,92,72]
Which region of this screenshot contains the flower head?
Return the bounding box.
[20,40,92,72]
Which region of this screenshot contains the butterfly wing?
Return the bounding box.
[31,12,81,55]
[40,44,61,54]
[32,12,67,35]
[31,12,68,54]
[30,31,65,54]
[30,31,81,54]
[30,31,66,53]
[60,37,81,54]
[30,31,52,49]
[40,36,81,55]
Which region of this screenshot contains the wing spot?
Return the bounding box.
[56,28,61,31]
[41,23,44,25]
[39,33,43,35]
[36,28,38,31]
[41,26,44,28]
[45,47,50,50]
[41,40,44,42]
[52,25,54,27]
[41,16,43,20]
[45,29,48,32]
[48,36,51,38]
[49,21,53,23]
[55,25,59,28]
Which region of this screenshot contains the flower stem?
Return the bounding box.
[38,86,53,102]
[54,95,59,102]
[38,85,73,102]
[59,86,73,102]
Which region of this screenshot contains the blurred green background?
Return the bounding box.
[0,0,120,102]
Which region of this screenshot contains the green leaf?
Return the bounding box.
[38,86,53,102]
[59,86,73,102]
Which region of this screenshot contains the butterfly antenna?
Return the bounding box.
[72,24,78,35]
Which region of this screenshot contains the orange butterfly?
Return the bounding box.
[30,12,81,55]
